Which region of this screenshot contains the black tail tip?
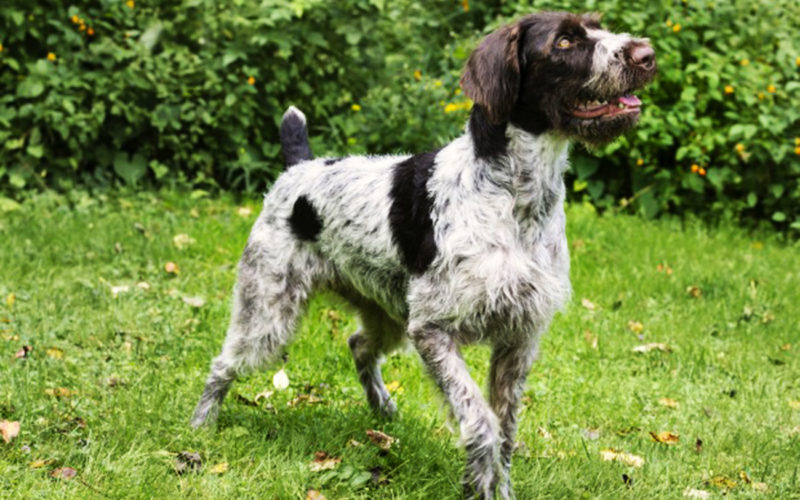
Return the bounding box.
[280,106,313,168]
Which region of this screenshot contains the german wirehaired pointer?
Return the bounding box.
[192,11,655,498]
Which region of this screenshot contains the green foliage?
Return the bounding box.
[1,0,799,229]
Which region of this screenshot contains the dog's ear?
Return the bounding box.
[460,22,521,124]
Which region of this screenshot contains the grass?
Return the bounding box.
[0,190,798,499]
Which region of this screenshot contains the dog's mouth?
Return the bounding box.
[570,95,642,119]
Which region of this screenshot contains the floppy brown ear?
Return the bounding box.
[460,22,521,124]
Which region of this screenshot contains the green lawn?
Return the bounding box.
[1,191,798,499]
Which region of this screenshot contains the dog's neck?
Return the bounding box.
[465,107,569,223]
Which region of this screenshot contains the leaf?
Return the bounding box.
[50,467,77,480]
[113,152,147,185]
[236,206,253,217]
[633,343,671,353]
[0,420,20,443]
[599,449,644,467]
[581,298,596,311]
[172,233,196,249]
[627,320,644,334]
[306,490,327,500]
[683,488,711,499]
[309,451,341,472]
[182,296,206,308]
[649,431,680,444]
[208,462,229,474]
[46,347,64,359]
[709,475,737,490]
[385,380,403,394]
[658,398,680,409]
[272,368,290,390]
[5,293,15,307]
[44,387,76,398]
[15,345,32,359]
[788,401,800,410]
[29,459,54,469]
[686,286,702,298]
[164,262,179,274]
[365,429,396,450]
[584,330,598,349]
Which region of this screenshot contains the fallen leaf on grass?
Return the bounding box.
[136,282,151,290]
[385,380,403,394]
[788,400,800,410]
[649,431,679,444]
[172,233,195,249]
[46,347,64,359]
[237,206,253,217]
[0,420,20,443]
[683,488,711,499]
[599,449,644,467]
[164,262,179,275]
[6,293,15,307]
[29,459,55,469]
[208,462,229,474]
[581,298,596,311]
[181,296,206,308]
[581,428,600,440]
[346,439,362,448]
[752,482,768,492]
[686,285,702,298]
[272,368,290,390]
[174,451,202,475]
[627,320,644,334]
[309,451,341,472]
[110,285,130,297]
[633,343,671,353]
[253,389,274,403]
[50,467,77,480]
[583,330,598,350]
[709,475,737,491]
[15,345,32,359]
[366,429,397,450]
[287,394,323,407]
[656,263,673,275]
[306,490,327,500]
[44,388,76,398]
[658,398,679,409]
[779,343,791,351]
[538,427,553,440]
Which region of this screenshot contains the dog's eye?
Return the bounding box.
[556,36,572,49]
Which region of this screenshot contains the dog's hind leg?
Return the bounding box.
[347,303,405,416]
[191,238,319,428]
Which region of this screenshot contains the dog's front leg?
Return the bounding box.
[488,337,539,499]
[410,323,500,499]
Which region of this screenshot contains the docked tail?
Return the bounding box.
[280,106,313,168]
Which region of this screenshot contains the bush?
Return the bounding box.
[1,0,798,230]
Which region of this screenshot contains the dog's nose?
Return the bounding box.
[627,43,655,71]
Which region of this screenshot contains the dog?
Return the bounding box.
[192,11,655,498]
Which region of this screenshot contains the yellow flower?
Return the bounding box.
[757,92,765,100]
[735,143,745,153]
[0,43,3,53]
[351,104,361,112]
[79,23,86,32]
[796,56,800,67]
[413,69,422,81]
[767,84,776,93]
[794,146,800,156]
[47,52,56,62]
[724,85,734,94]
[454,88,462,96]
[443,101,472,114]
[691,164,699,173]
[87,27,95,36]
[71,15,79,24]
[740,59,749,66]
[672,24,681,33]
[434,79,443,87]
[636,158,644,166]
[444,103,458,113]
[462,0,469,12]
[794,138,800,146]
[126,0,135,8]
[247,76,255,85]
[665,19,673,27]
[698,168,706,176]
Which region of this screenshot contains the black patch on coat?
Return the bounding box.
[323,158,343,166]
[469,106,508,159]
[389,151,439,274]
[289,196,322,241]
[280,111,313,168]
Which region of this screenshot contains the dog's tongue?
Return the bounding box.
[618,95,641,106]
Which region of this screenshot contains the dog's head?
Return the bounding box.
[461,11,656,145]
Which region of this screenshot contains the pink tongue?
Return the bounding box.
[618,95,641,106]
